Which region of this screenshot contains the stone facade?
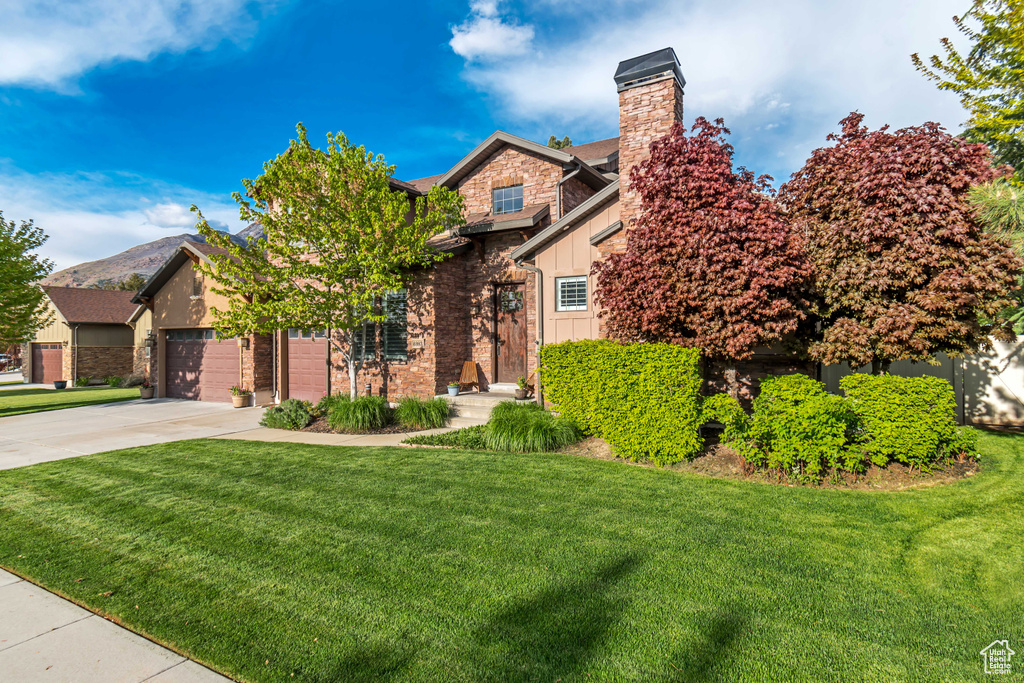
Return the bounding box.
[458,146,564,217]
[241,333,274,404]
[561,176,595,217]
[75,346,133,381]
[617,76,684,232]
[132,346,151,379]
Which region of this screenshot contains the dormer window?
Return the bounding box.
[493,184,523,215]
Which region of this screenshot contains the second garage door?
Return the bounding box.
[287,329,328,403]
[165,329,240,402]
[31,343,63,384]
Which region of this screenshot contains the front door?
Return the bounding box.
[495,283,527,383]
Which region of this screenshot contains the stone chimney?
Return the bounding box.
[614,48,685,237]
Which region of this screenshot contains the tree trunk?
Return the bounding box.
[725,364,740,402]
[348,356,358,400]
[870,359,891,375]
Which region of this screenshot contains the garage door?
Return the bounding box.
[165,329,240,402]
[31,343,63,384]
[287,329,328,403]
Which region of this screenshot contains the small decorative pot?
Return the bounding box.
[447,386,459,396]
[515,388,528,400]
[139,387,155,399]
[53,380,67,390]
[232,394,251,408]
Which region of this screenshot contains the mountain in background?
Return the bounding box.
[43,223,264,288]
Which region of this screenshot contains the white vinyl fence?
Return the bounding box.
[821,340,1024,426]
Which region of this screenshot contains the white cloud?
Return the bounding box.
[0,0,274,90]
[448,0,970,178]
[0,163,245,270]
[450,0,535,61]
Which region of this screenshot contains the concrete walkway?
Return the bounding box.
[0,568,229,682]
[0,399,264,471]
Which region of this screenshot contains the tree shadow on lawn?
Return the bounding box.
[322,641,419,682]
[668,608,747,682]
[467,554,642,681]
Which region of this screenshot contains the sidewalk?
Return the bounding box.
[0,568,229,682]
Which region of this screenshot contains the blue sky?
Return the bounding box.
[1,0,969,269]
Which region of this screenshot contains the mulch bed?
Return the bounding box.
[300,416,410,435]
[561,436,980,490]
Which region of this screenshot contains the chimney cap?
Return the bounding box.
[614,47,685,92]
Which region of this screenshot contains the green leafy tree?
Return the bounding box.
[0,212,53,348]
[912,0,1024,179]
[193,124,464,398]
[971,179,1024,329]
[547,135,572,149]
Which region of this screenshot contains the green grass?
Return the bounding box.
[0,435,1021,682]
[0,380,23,386]
[0,386,139,417]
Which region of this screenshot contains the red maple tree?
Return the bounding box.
[779,112,1023,372]
[594,118,812,362]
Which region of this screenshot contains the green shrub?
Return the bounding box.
[404,425,488,449]
[328,395,392,432]
[260,398,314,431]
[74,376,90,387]
[541,340,704,466]
[314,393,347,418]
[395,397,450,430]
[484,401,582,453]
[104,376,124,388]
[122,374,146,388]
[841,373,975,471]
[740,375,861,475]
[701,393,750,448]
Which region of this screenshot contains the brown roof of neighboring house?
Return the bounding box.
[43,286,137,325]
[563,137,619,161]
[406,174,444,193]
[187,241,232,258]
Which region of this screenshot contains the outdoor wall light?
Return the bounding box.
[469,304,480,315]
[237,337,250,349]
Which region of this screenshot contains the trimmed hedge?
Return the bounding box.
[541,340,703,466]
[841,373,975,471]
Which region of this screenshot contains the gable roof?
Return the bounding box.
[431,130,611,192]
[563,137,619,165]
[131,241,225,304]
[461,204,550,236]
[43,287,137,325]
[510,180,620,262]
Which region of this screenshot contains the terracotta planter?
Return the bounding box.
[139,387,155,400]
[515,388,528,400]
[232,394,251,408]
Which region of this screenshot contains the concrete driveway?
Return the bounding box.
[0,399,264,471]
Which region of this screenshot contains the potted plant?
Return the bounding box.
[230,385,252,408]
[515,376,528,400]
[53,380,67,390]
[447,381,460,397]
[139,381,155,400]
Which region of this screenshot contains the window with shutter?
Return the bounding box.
[382,290,408,361]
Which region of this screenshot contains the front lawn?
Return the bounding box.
[0,386,139,417]
[0,435,1020,681]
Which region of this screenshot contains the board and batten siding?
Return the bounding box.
[535,200,620,344]
[32,299,71,344]
[131,307,153,347]
[76,325,133,347]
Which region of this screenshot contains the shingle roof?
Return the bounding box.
[187,241,232,258]
[563,137,619,162]
[406,174,444,193]
[460,204,550,235]
[510,180,620,261]
[43,287,137,325]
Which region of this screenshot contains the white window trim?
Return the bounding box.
[555,275,588,312]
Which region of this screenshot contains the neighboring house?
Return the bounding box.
[133,48,683,403]
[22,287,137,384]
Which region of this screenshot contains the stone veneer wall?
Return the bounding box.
[617,76,683,233]
[75,346,133,380]
[241,333,274,404]
[561,176,595,217]
[457,146,564,217]
[132,346,151,379]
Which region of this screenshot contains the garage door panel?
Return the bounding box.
[287,334,327,403]
[165,332,239,402]
[31,343,63,384]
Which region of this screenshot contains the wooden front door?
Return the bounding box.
[494,283,527,383]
